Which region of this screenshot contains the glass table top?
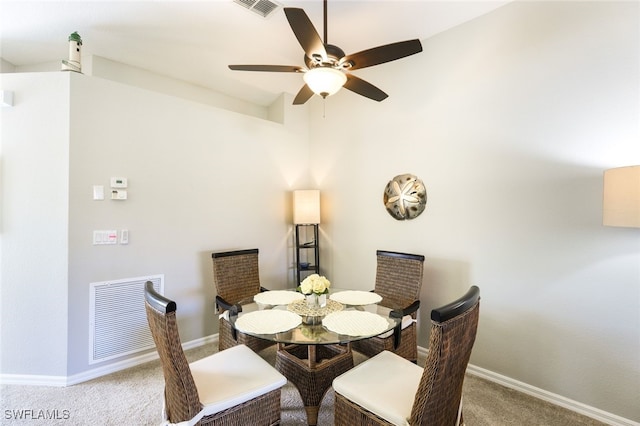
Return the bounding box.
[228,288,402,345]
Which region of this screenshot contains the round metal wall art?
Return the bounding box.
[383,174,427,220]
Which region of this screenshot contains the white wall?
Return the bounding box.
[1,71,311,377]
[4,55,273,121]
[0,73,70,376]
[310,1,639,422]
[84,55,272,121]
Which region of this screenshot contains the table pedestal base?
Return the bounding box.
[275,343,354,426]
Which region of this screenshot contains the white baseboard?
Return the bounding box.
[417,347,638,426]
[0,334,218,387]
[0,373,69,387]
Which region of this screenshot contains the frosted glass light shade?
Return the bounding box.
[603,165,640,228]
[293,190,320,224]
[303,67,347,98]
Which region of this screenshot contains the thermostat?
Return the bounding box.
[110,177,128,188]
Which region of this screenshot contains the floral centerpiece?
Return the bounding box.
[298,274,331,295]
[297,274,331,308]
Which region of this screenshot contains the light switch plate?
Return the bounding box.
[93,185,104,200]
[93,230,117,245]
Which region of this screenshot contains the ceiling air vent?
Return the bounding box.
[233,0,283,18]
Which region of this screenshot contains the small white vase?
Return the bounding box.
[318,293,327,308]
[306,293,328,308]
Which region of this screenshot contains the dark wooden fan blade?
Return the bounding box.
[284,8,327,61]
[344,74,388,102]
[293,84,314,105]
[342,39,423,71]
[229,65,304,73]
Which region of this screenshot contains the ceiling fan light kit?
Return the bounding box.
[303,67,347,98]
[229,0,423,105]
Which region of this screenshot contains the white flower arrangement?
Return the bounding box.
[298,274,331,295]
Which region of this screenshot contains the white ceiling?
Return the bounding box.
[0,0,511,106]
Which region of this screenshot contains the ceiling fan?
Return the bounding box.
[229,0,423,105]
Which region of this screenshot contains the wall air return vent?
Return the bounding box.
[89,275,164,364]
[233,0,283,18]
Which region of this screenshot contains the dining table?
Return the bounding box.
[228,288,403,426]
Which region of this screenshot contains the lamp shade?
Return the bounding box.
[303,67,347,98]
[293,190,320,224]
[603,165,640,228]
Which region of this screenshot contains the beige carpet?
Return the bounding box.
[0,343,605,425]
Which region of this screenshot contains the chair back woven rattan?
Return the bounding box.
[144,281,284,426]
[374,250,425,308]
[212,249,274,352]
[212,249,261,305]
[352,250,425,363]
[410,286,480,425]
[144,282,204,423]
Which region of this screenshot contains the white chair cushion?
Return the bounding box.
[191,344,287,417]
[378,315,415,338]
[333,350,423,426]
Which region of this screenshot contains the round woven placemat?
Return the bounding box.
[235,310,302,334]
[287,299,344,317]
[322,310,390,336]
[254,290,305,305]
[329,290,382,306]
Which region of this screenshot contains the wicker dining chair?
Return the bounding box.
[144,281,286,426]
[351,250,425,363]
[212,249,274,353]
[333,286,480,426]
